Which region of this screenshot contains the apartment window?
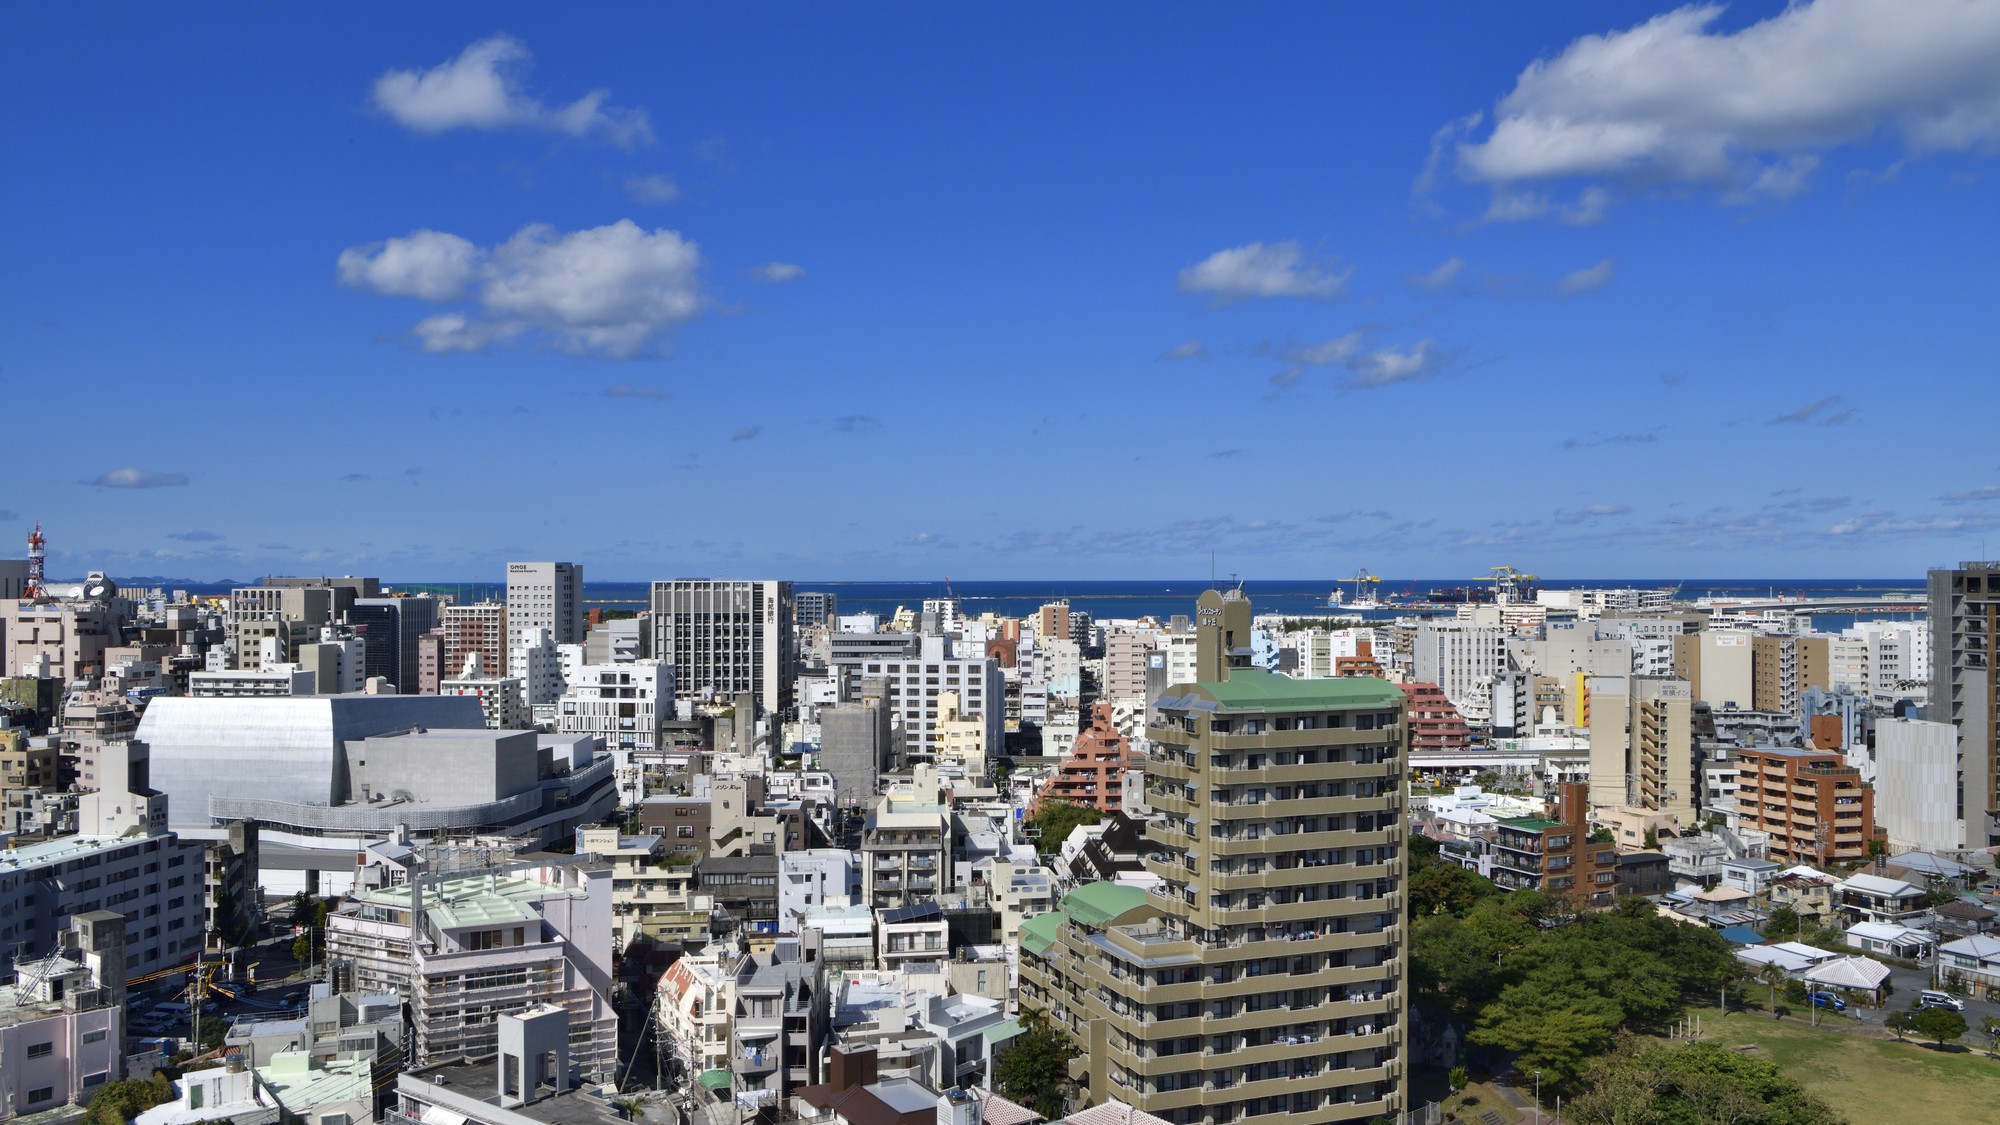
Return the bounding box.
[27,1040,54,1058]
[28,1088,54,1105]
[83,1029,108,1043]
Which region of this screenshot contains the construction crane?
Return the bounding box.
[1479,564,1540,605]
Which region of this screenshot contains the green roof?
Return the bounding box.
[699,1069,733,1091]
[1057,881,1152,927]
[1499,817,1562,831]
[987,1018,1025,1044]
[1183,669,1404,713]
[1018,911,1067,957]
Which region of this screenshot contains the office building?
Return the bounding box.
[511,626,564,708]
[796,591,839,629]
[442,653,530,730]
[1928,562,2000,848]
[650,579,796,717]
[820,697,894,812]
[1022,589,1408,1124]
[1412,619,1503,723]
[855,636,1003,762]
[1874,717,1961,851]
[506,562,584,675]
[557,660,676,803]
[347,595,440,691]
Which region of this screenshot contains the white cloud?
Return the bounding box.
[337,229,480,301]
[1555,258,1616,296]
[746,262,806,283]
[1272,332,1451,391]
[89,468,188,489]
[1161,340,1207,361]
[340,219,705,358]
[1177,241,1351,302]
[1453,1,2000,215]
[624,174,680,205]
[1408,257,1466,290]
[373,35,653,148]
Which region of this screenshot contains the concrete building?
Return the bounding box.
[1750,634,1830,716]
[650,579,796,717]
[577,826,673,950]
[2,596,122,680]
[188,665,316,697]
[1928,561,2000,848]
[327,858,618,1078]
[1673,631,1755,709]
[442,652,531,730]
[1587,675,1696,824]
[392,1007,623,1125]
[511,626,564,709]
[657,953,735,1083]
[506,561,585,677]
[1022,588,1408,1124]
[557,660,677,805]
[729,942,830,1113]
[857,636,1004,763]
[0,826,208,979]
[820,697,894,812]
[1874,717,1961,851]
[297,625,366,695]
[1396,682,1472,753]
[137,696,612,893]
[796,591,839,629]
[0,913,127,1120]
[1412,619,1503,724]
[781,849,860,930]
[862,771,950,912]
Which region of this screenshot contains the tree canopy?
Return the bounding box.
[1568,1038,1843,1125]
[994,1009,1077,1119]
[1027,800,1101,856]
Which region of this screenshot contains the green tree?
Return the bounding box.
[1643,828,1660,850]
[1468,984,1623,1092]
[1759,962,1789,1017]
[1026,800,1101,856]
[1446,1065,1469,1094]
[291,934,311,963]
[1587,826,1613,844]
[1408,832,1442,867]
[1569,1039,1841,1125]
[1885,1010,1915,1041]
[1765,906,1799,939]
[993,1010,1077,1119]
[1410,860,1496,918]
[1978,1015,2000,1057]
[1911,1006,1968,1047]
[85,1074,174,1125]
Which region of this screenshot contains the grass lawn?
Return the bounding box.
[1439,1081,1523,1124]
[1693,1006,2000,1125]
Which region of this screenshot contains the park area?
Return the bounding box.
[1693,1006,2000,1125]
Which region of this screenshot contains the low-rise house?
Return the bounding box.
[1719,857,1781,897]
[1835,873,1929,926]
[137,1051,374,1125]
[1736,941,1841,977]
[1938,934,2000,998]
[1932,898,1996,937]
[392,1006,621,1125]
[657,954,734,1086]
[1768,868,1840,926]
[1615,852,1672,898]
[1844,921,1935,960]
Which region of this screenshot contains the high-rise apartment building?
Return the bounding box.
[1928,562,2000,848]
[1734,746,1874,865]
[441,603,507,684]
[649,580,796,717]
[1586,675,1696,823]
[505,562,583,677]
[1022,589,1408,1124]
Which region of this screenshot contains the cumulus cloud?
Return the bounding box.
[624,174,680,205]
[746,262,806,283]
[1408,257,1466,290]
[603,383,671,401]
[89,468,188,489]
[336,230,480,301]
[339,219,706,358]
[1555,503,1631,524]
[1177,241,1351,302]
[1270,332,1454,391]
[1769,395,1855,426]
[373,35,653,147]
[1555,258,1616,296]
[1160,340,1207,361]
[1451,1,2000,217]
[1941,485,2000,504]
[167,530,222,542]
[731,426,761,442]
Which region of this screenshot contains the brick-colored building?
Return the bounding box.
[1397,682,1471,753]
[1034,701,1134,813]
[1491,782,1619,908]
[1734,745,1875,865]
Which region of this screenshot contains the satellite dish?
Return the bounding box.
[84,573,118,600]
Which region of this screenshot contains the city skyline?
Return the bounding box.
[6,2,2000,580]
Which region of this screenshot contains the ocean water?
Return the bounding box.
[336,576,1926,628]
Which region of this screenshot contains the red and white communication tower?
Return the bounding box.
[25,522,47,602]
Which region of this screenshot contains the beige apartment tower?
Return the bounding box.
[1587,675,1696,823]
[1019,589,1408,1124]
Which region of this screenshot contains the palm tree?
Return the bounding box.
[1759,963,1788,1019]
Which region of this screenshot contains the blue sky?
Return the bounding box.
[5,2,2000,582]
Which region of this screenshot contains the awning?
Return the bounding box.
[422,1106,469,1125]
[698,1069,733,1091]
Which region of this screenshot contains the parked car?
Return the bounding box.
[1808,992,1847,1011]
[1919,990,1966,1012]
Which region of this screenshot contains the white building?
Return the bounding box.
[1413,620,1504,722]
[188,666,315,697]
[649,579,795,717]
[506,561,585,678]
[557,660,677,803]
[1874,718,1961,852]
[856,636,1003,761]
[779,849,859,928]
[0,913,126,1120]
[511,625,564,707]
[441,653,530,730]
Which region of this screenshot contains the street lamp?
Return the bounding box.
[1534,1069,1542,1125]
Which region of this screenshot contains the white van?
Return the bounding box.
[1918,990,1964,1011]
[152,1001,191,1017]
